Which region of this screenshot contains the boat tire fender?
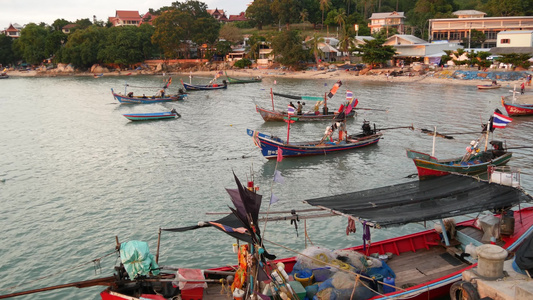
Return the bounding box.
[450,281,479,300]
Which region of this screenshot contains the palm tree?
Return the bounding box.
[307,32,325,67]
[338,25,355,61]
[300,9,309,30]
[334,8,346,28]
[320,0,331,30]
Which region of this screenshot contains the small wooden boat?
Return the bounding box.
[406,141,512,180]
[111,88,186,104]
[122,109,181,121]
[180,79,227,91]
[501,96,533,116]
[248,120,382,159]
[256,105,356,122]
[477,84,501,89]
[225,72,262,84]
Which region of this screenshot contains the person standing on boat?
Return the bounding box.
[527,74,532,86]
[521,81,525,94]
[160,89,165,97]
[289,102,296,109]
[297,101,303,115]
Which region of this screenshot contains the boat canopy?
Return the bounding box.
[304,175,533,228]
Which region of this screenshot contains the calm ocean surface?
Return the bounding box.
[1,74,532,299]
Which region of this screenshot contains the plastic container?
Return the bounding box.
[181,287,204,300]
[383,277,396,294]
[293,272,314,287]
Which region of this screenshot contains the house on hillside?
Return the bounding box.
[61,24,77,34]
[384,34,461,65]
[429,11,533,48]
[368,11,405,35]
[228,12,247,22]
[208,8,228,22]
[354,36,375,46]
[140,12,158,26]
[2,23,22,38]
[108,10,142,27]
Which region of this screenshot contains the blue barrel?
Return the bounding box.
[383,277,396,294]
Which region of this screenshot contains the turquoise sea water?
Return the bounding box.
[0,75,532,299]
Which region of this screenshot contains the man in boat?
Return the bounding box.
[289,102,296,109]
[297,101,303,115]
[492,80,497,85]
[127,92,134,97]
[160,89,165,97]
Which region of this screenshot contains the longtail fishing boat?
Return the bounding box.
[247,120,382,159]
[2,170,533,300]
[180,79,228,91]
[122,109,181,121]
[406,141,512,180]
[111,89,186,104]
[501,95,533,116]
[225,71,262,84]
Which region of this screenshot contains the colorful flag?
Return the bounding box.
[287,105,295,115]
[344,98,359,115]
[273,170,284,184]
[164,77,172,89]
[327,80,342,98]
[492,112,513,128]
[270,193,279,205]
[346,90,353,100]
[277,147,283,162]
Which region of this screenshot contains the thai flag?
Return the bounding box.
[287,105,295,115]
[493,112,512,128]
[346,90,353,101]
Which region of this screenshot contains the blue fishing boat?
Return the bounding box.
[122,109,181,121]
[247,120,382,159]
[111,88,186,104]
[180,79,227,91]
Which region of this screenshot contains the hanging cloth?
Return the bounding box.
[362,221,371,252]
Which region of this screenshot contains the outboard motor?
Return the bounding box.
[362,120,373,136]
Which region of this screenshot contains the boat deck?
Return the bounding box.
[387,225,492,289]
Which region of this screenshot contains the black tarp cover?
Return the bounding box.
[304,175,533,228]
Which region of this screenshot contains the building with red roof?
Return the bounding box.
[108,10,142,27]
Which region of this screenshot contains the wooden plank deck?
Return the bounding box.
[386,246,468,288]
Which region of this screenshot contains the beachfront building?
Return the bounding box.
[108,10,142,27]
[429,11,533,49]
[368,12,406,35]
[2,23,22,38]
[384,34,461,65]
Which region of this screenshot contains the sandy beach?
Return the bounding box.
[4,66,531,88]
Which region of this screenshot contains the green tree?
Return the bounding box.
[462,29,486,48]
[247,34,268,60]
[58,25,106,68]
[0,35,16,66]
[98,26,155,67]
[219,23,243,44]
[51,19,70,31]
[338,25,355,61]
[271,30,309,69]
[497,53,532,70]
[306,32,325,67]
[353,37,397,67]
[320,0,332,28]
[45,30,67,59]
[13,23,48,65]
[75,18,93,29]
[246,0,274,30]
[271,0,302,30]
[483,0,525,16]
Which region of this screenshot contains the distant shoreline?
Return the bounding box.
[4,68,531,88]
